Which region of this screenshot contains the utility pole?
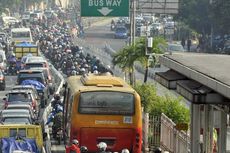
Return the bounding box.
[130,0,136,45]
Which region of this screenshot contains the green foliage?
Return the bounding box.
[177,0,212,35]
[134,83,190,124]
[211,0,230,34]
[134,82,158,112]
[177,0,230,35]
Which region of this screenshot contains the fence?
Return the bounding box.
[142,113,190,153]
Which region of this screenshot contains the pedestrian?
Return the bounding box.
[66,139,81,153]
[187,38,192,52]
[181,37,185,49]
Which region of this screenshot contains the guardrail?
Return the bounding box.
[42,62,65,153]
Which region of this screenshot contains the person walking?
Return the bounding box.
[181,37,185,49]
[187,38,192,52]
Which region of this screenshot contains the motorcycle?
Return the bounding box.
[56,128,63,145]
[7,63,17,75]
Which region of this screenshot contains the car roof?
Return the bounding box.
[19,69,44,73]
[12,85,36,89]
[8,90,32,94]
[2,109,30,113]
[2,114,31,118]
[6,104,31,108]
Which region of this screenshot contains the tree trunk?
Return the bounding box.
[129,71,132,85]
[144,65,148,83]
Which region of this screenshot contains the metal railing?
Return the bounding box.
[142,113,190,153]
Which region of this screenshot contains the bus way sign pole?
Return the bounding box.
[80,0,129,17]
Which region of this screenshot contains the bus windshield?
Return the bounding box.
[12,31,30,38]
[79,91,134,115]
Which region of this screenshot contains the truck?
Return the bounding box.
[0,124,48,153]
[14,42,39,59]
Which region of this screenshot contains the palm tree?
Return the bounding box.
[112,45,138,85]
[112,36,166,84]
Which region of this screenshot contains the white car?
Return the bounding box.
[167,43,185,52]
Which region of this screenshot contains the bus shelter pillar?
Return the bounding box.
[203,105,210,153]
[203,105,213,153]
[191,104,201,153]
[218,110,227,153]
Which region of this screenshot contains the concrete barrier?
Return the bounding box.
[42,62,65,153]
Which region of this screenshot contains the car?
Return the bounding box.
[0,109,36,121]
[17,69,47,85]
[17,69,49,108]
[0,50,7,71]
[1,114,33,124]
[12,85,39,100]
[28,67,54,94]
[4,90,39,112]
[167,43,185,52]
[24,56,48,69]
[4,103,38,119]
[0,69,6,90]
[114,26,128,39]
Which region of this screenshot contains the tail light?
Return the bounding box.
[135,129,142,149]
[32,100,36,110]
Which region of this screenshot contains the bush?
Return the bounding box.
[134,83,190,124]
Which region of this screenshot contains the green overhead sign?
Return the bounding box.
[81,0,129,17]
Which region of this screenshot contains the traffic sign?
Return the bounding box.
[81,0,129,17]
[175,123,189,131]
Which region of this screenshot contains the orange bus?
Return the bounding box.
[63,73,142,153]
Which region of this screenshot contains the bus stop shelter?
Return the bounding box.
[156,52,230,153]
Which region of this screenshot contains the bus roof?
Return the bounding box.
[67,74,135,94]
[11,28,31,32]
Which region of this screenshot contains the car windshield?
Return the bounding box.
[8,93,32,102]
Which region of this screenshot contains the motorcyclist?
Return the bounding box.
[97,142,109,153]
[52,104,63,138]
[121,149,129,153]
[66,139,81,153]
[51,94,62,108]
[80,146,88,153]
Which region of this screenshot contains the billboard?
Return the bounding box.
[137,0,179,14]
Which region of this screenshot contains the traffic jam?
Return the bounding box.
[0,8,121,153]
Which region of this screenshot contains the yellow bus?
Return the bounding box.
[63,73,142,153]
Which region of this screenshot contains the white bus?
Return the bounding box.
[11,28,33,44]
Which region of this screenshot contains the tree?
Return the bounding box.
[177,0,212,35]
[210,0,230,34]
[134,83,190,124]
[112,45,137,85]
[112,36,166,84]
